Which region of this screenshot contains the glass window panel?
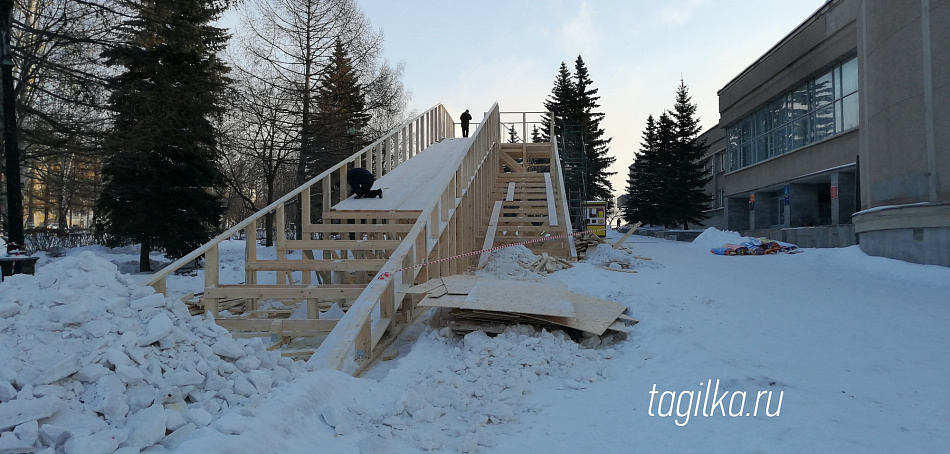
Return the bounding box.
[754,134,767,163]
[769,97,786,128]
[813,104,835,141]
[770,129,786,157]
[755,109,768,136]
[729,148,739,171]
[741,142,752,168]
[834,66,842,99]
[740,117,751,143]
[834,100,843,132]
[842,93,859,130]
[791,117,809,149]
[791,85,810,120]
[841,57,858,96]
[814,70,834,108]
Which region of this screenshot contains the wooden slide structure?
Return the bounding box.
[145,103,576,375]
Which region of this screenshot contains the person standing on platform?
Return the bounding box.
[460,109,472,137]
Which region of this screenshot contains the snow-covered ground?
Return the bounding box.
[1,228,948,453]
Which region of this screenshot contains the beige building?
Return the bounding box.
[699,0,949,266]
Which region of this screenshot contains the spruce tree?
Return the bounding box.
[539,62,575,142]
[668,80,711,228]
[507,124,521,143]
[97,0,231,271]
[573,56,615,208]
[624,115,660,225]
[312,39,371,174]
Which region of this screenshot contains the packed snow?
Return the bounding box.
[1,228,948,452]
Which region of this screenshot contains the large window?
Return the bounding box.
[727,57,858,171]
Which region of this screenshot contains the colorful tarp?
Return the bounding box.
[710,237,799,256]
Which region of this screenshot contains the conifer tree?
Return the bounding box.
[573,56,615,208]
[312,39,371,173]
[539,62,575,142]
[97,0,231,271]
[624,115,660,224]
[668,80,711,228]
[507,124,521,143]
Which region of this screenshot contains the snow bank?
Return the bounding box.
[0,252,304,453]
[689,227,747,250]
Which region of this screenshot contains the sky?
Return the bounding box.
[357,0,829,196]
[2,228,949,452]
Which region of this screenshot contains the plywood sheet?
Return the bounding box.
[406,278,446,295]
[442,275,479,294]
[417,294,468,308]
[527,293,626,336]
[461,279,575,317]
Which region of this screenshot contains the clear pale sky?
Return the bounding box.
[358,0,828,196]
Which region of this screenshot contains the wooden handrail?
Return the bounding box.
[145,103,455,292]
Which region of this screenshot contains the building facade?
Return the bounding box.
[700,0,949,266]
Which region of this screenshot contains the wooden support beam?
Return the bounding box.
[203,285,366,300]
[477,201,504,269]
[543,172,558,227]
[276,239,402,251]
[505,182,515,201]
[499,152,526,172]
[245,259,388,272]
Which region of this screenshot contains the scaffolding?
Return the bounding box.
[558,123,588,230]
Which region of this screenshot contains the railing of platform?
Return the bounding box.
[309,103,501,373]
[145,103,456,294]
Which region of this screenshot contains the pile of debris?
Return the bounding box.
[408,275,638,340]
[522,252,574,275]
[574,232,607,260]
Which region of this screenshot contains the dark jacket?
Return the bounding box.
[460,111,472,125]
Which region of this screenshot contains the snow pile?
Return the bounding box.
[584,244,662,270]
[689,227,747,250]
[351,327,619,453]
[0,252,304,453]
[475,245,544,280]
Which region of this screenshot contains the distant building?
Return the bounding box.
[698,0,949,266]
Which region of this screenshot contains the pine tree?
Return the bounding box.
[573,56,615,208]
[311,39,371,174]
[624,115,660,225]
[531,125,542,143]
[507,124,521,143]
[668,80,711,229]
[97,0,231,271]
[539,62,575,142]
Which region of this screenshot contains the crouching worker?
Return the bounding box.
[346,167,382,199]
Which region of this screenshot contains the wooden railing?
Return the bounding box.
[145,103,456,294]
[308,104,501,373]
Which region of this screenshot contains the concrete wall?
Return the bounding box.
[859,0,950,207]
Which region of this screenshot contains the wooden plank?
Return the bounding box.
[543,173,558,227]
[441,275,478,294]
[596,266,638,274]
[612,221,642,249]
[505,182,515,201]
[214,318,338,333]
[204,285,366,300]
[371,317,392,346]
[417,293,467,308]
[477,201,504,269]
[276,239,402,251]
[499,152,526,172]
[461,279,575,317]
[405,278,445,294]
[245,259,388,272]
[303,223,413,234]
[323,210,421,220]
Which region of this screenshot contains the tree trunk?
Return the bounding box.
[139,238,152,272]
